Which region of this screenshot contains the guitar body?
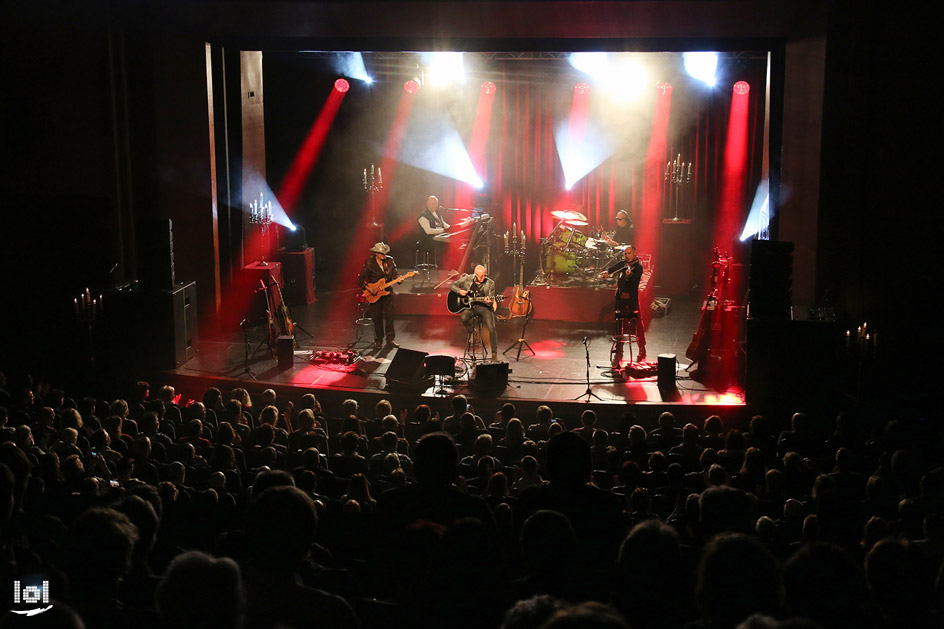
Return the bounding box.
[362,278,392,304]
[509,287,532,317]
[447,292,504,314]
[362,271,417,304]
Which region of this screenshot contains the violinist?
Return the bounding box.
[600,245,647,361]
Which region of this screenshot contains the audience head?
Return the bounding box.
[413,432,459,486]
[155,550,244,629]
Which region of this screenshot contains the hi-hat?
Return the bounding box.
[551,210,588,222]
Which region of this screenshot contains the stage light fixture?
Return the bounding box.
[683,52,719,86]
[575,82,591,95]
[481,81,496,95]
[423,52,465,86]
[404,79,421,94]
[334,78,350,93]
[657,82,673,95]
[733,81,750,95]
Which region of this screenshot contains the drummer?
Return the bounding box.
[604,210,635,246]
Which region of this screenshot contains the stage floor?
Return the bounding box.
[169,274,746,420]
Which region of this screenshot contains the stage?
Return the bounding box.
[165,270,748,429]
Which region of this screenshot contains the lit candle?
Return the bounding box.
[74,298,79,319]
[521,231,526,250]
[377,168,382,186]
[504,232,509,250]
[845,329,851,353]
[363,168,367,187]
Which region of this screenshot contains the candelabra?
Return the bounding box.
[363,164,384,241]
[250,192,273,265]
[504,223,531,286]
[664,153,692,222]
[73,288,102,367]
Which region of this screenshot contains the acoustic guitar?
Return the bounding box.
[447,292,504,314]
[362,271,416,303]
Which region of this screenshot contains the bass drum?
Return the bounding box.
[545,249,577,273]
[551,226,588,250]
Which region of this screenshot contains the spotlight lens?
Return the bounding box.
[481,81,496,95]
[575,82,590,95]
[334,78,350,93]
[733,81,750,95]
[657,82,673,95]
[404,79,420,94]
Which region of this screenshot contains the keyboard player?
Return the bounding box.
[417,195,450,264]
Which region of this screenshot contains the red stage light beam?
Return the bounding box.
[709,80,751,388]
[327,89,417,325]
[715,81,750,255]
[277,86,347,216]
[639,82,672,266]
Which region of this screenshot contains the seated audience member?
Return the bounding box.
[376,432,493,529]
[242,486,358,628]
[515,432,625,566]
[693,533,781,629]
[155,550,245,629]
[56,507,160,628]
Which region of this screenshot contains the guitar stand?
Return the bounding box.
[503,313,535,362]
[573,337,603,402]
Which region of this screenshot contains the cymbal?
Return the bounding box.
[564,219,588,226]
[551,210,588,222]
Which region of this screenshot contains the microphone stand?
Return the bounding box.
[238,319,257,380]
[574,336,602,402]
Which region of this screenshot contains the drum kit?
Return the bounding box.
[542,210,622,279]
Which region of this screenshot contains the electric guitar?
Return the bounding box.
[447,292,504,314]
[362,271,416,303]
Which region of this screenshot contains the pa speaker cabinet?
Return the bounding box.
[102,281,197,372]
[473,361,509,394]
[385,348,429,386]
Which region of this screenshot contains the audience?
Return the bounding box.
[0,372,940,629]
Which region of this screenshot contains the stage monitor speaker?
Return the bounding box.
[472,361,509,394]
[385,348,429,385]
[277,336,295,370]
[657,354,677,389]
[425,354,456,378]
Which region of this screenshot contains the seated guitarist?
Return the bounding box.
[358,242,399,349]
[450,265,498,357]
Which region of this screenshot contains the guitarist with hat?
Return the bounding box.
[359,242,402,349]
[450,265,499,358]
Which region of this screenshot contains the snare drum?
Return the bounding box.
[552,226,588,250]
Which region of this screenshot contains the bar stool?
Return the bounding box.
[609,311,639,368]
[415,241,437,281]
[463,316,488,362]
